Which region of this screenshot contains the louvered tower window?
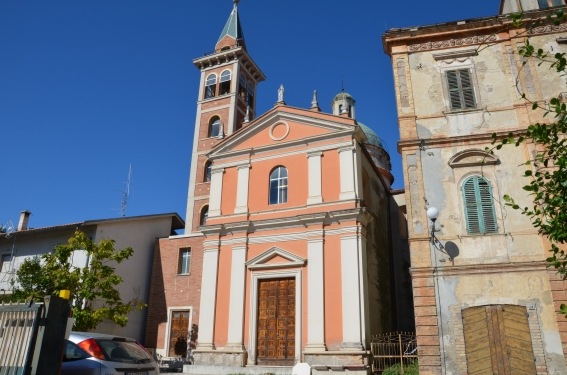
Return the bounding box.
[446,69,476,110]
[463,176,498,234]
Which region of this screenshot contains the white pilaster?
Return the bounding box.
[340,235,364,350]
[305,238,326,351]
[196,248,220,350]
[226,246,247,348]
[234,164,251,214]
[209,168,225,217]
[307,151,323,205]
[339,146,357,200]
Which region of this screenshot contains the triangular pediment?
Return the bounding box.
[449,149,499,168]
[209,106,355,158]
[246,246,306,270]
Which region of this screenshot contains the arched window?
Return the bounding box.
[209,116,221,138]
[239,74,247,99]
[204,160,212,182]
[247,81,255,107]
[462,176,497,234]
[200,205,209,226]
[205,74,217,99]
[269,166,288,205]
[219,70,232,95]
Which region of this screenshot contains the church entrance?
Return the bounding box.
[256,278,296,366]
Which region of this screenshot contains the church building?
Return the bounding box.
[145,2,410,373]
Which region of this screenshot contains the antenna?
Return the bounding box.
[120,164,133,217]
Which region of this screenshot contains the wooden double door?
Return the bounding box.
[256,278,296,365]
[462,305,536,375]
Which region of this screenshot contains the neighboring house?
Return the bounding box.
[0,210,183,343]
[144,2,412,374]
[383,1,567,374]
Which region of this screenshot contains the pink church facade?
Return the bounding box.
[145,3,411,374]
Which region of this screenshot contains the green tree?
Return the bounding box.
[12,230,145,331]
[490,10,567,313]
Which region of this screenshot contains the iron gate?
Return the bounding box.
[370,332,417,374]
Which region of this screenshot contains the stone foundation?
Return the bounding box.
[304,351,370,374]
[192,348,247,367]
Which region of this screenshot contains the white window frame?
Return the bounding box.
[178,248,191,275]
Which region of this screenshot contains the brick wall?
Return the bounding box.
[412,273,441,375]
[547,269,567,366]
[145,236,204,352]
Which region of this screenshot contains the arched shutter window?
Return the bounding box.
[205,74,217,99]
[204,161,212,182]
[219,70,231,95]
[463,176,497,234]
[200,206,209,226]
[209,117,221,137]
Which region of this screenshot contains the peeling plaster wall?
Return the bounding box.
[385,15,567,375]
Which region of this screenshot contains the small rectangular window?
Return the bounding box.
[538,0,550,8]
[446,69,477,111]
[178,248,191,275]
[0,254,11,273]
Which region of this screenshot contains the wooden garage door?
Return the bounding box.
[256,278,295,366]
[462,305,536,375]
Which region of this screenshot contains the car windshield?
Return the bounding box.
[96,339,153,364]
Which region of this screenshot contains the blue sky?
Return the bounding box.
[0,1,499,231]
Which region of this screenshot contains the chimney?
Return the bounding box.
[18,210,31,231]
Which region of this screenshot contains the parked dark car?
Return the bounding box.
[61,331,159,375]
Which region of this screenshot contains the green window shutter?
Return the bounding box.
[446,69,477,110]
[459,69,476,109]
[463,176,497,234]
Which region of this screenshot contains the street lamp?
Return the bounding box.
[426,206,439,243]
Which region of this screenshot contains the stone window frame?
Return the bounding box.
[434,49,482,113]
[449,149,503,237]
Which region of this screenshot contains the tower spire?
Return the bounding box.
[216,0,246,51]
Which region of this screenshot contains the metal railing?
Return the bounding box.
[370,332,417,374]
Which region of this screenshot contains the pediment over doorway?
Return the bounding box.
[246,247,306,270]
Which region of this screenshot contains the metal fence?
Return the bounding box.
[0,296,70,375]
[370,332,417,374]
[0,302,43,375]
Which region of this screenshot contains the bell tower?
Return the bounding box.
[184,1,265,233]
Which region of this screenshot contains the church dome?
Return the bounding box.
[358,122,384,149]
[332,91,354,102]
[357,122,391,172]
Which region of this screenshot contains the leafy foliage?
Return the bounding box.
[490,11,567,315]
[12,230,145,330]
[382,361,419,375]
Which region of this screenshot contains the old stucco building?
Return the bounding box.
[144,2,413,374]
[384,0,567,374]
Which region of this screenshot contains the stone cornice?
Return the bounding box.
[398,129,527,151]
[411,260,547,277]
[410,34,497,53]
[383,8,567,55]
